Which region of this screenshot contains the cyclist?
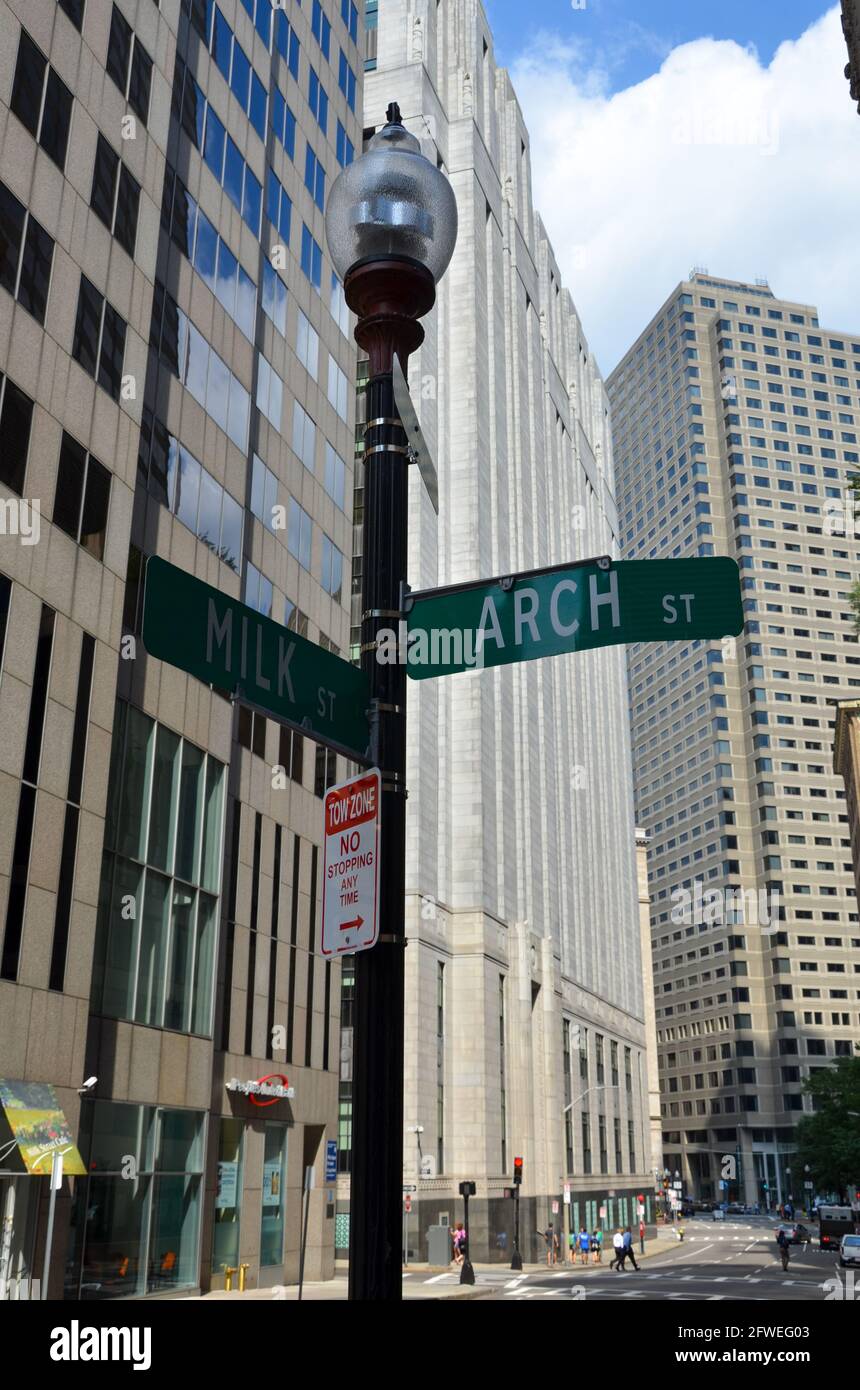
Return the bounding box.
[776,1226,791,1271]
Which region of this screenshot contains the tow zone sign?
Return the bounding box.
[321,768,381,956]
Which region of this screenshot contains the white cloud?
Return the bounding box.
[509,6,860,375]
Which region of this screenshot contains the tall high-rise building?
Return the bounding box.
[334,0,660,1261]
[0,0,363,1298]
[609,273,860,1204]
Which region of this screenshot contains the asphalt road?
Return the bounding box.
[423,1217,849,1301]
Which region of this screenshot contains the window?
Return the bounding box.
[95,700,226,1034]
[266,168,292,245]
[341,0,358,43]
[71,1099,205,1297]
[172,58,262,236]
[296,310,320,379]
[330,274,349,335]
[292,401,316,470]
[338,51,356,111]
[138,414,242,571]
[256,353,284,431]
[304,143,326,211]
[314,742,337,798]
[288,499,312,569]
[106,5,153,124]
[10,29,74,170]
[327,356,349,421]
[0,180,54,324]
[72,275,127,401]
[163,168,256,339]
[58,0,85,29]
[244,561,273,617]
[308,67,328,133]
[0,372,35,495]
[336,120,354,168]
[324,443,346,509]
[91,135,140,256]
[274,9,300,80]
[250,453,279,532]
[301,225,322,290]
[207,6,267,140]
[150,283,250,450]
[321,535,343,601]
[53,433,111,561]
[312,0,331,57]
[270,87,296,160]
[260,1123,288,1266]
[261,260,287,336]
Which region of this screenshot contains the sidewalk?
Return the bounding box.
[190,1239,672,1300]
[190,1273,494,1300]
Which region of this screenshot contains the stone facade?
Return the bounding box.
[336,0,659,1260]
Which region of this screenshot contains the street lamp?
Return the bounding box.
[325,104,457,1303]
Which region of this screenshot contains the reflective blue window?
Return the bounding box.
[223,136,244,210]
[230,42,251,110]
[203,106,225,179]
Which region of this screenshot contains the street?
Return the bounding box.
[406,1218,847,1302]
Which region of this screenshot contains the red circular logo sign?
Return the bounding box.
[250,1074,290,1107]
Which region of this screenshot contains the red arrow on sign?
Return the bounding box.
[340,916,364,931]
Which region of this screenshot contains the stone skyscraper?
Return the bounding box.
[610,273,860,1204]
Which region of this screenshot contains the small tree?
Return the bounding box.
[793,1054,860,1201]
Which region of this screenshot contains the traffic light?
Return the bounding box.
[513,1156,523,1186]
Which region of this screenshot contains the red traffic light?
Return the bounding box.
[637,1194,644,1204]
[513,1156,523,1185]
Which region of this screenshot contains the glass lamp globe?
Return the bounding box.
[325,104,458,285]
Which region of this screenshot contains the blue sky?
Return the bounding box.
[486,0,837,92]
[490,3,860,372]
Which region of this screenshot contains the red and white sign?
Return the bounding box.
[321,768,381,956]
[404,1194,413,1213]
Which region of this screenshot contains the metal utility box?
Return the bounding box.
[427,1224,452,1267]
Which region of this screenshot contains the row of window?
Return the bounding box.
[149,282,251,451]
[163,163,256,340]
[137,411,243,573]
[172,56,263,238]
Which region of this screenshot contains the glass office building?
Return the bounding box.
[0,0,362,1298]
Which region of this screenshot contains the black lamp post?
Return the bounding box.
[325,104,457,1302]
[458,1181,476,1285]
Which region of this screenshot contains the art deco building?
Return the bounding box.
[334,0,660,1261]
[609,273,860,1203]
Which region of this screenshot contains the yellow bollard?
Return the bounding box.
[238,1263,249,1292]
[221,1264,237,1291]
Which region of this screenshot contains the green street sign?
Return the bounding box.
[404,556,743,680]
[142,556,371,760]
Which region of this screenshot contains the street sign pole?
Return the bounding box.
[346,292,419,1303]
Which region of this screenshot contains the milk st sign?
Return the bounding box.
[142,557,371,760]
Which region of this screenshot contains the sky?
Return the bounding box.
[480,1,860,375]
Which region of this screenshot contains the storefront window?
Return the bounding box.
[213,1118,243,1275]
[65,1101,204,1299]
[94,700,225,1036]
[260,1123,288,1266]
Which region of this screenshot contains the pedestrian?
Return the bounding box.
[610,1227,625,1271]
[591,1228,602,1264]
[621,1225,639,1271]
[452,1222,465,1266]
[776,1226,790,1272]
[540,1223,554,1267]
[578,1225,590,1265]
[569,1228,577,1264]
[676,1224,685,1244]
[552,1228,560,1265]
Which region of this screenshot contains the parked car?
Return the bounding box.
[712,1207,726,1221]
[839,1234,860,1268]
[774,1222,811,1246]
